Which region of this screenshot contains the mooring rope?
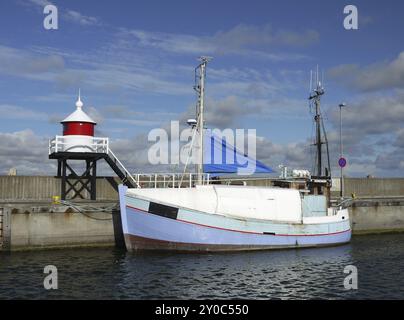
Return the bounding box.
[57,200,118,221]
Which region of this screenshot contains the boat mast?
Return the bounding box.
[309,68,328,179]
[195,56,211,184]
[315,88,323,177]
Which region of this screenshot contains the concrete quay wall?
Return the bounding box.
[1,176,404,251]
[349,199,404,235]
[0,202,119,251]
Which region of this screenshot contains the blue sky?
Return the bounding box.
[1,0,404,176]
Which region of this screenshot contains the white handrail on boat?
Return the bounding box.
[132,172,211,188]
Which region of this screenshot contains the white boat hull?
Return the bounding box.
[118,185,351,252]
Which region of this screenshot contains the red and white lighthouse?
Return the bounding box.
[60,92,97,152]
[49,91,137,200]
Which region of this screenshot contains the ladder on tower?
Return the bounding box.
[105,148,141,188]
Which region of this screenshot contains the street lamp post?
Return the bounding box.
[339,102,347,199]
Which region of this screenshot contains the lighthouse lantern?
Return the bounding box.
[60,92,97,152]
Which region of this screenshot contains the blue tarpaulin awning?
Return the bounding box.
[203,130,274,176]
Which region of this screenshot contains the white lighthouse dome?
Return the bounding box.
[61,91,96,124]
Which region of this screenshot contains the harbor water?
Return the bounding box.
[1,233,403,299]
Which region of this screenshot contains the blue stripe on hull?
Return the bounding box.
[124,206,351,251]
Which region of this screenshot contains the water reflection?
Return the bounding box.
[1,234,403,299]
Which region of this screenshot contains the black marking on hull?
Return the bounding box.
[148,202,179,220]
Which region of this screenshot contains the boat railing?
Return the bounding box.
[131,175,311,189]
[133,173,211,188]
[131,174,288,188]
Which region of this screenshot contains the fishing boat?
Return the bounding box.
[118,58,351,252]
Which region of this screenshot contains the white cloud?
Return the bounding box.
[27,0,51,6]
[0,104,49,121]
[321,92,404,176]
[329,51,404,92]
[0,44,190,95]
[64,10,101,26]
[327,93,404,138]
[0,45,64,78]
[0,130,53,175]
[119,24,318,60]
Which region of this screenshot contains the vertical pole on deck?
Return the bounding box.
[196,57,211,185]
[91,160,97,200]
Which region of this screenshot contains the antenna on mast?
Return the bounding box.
[198,56,213,63]
[309,70,313,94]
[322,69,325,89]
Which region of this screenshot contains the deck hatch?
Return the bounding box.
[148,202,179,220]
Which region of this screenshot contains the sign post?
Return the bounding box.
[339,103,347,199]
[339,157,347,199]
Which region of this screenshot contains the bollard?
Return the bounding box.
[52,195,61,205]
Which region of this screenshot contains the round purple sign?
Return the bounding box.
[338,157,347,168]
